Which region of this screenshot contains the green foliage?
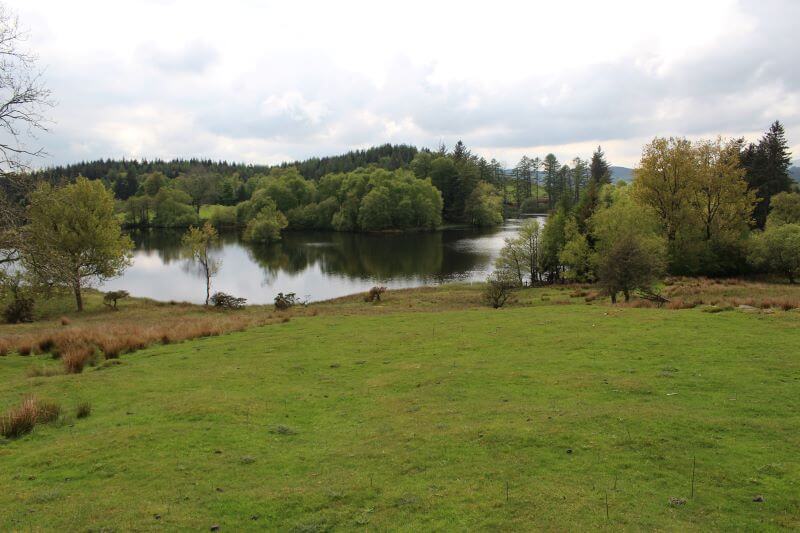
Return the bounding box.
[243,198,288,243]
[24,177,133,311]
[767,192,800,227]
[484,270,517,308]
[591,186,667,301]
[741,121,794,228]
[141,171,167,196]
[748,223,800,283]
[152,188,198,227]
[205,205,237,227]
[463,181,503,227]
[559,218,594,282]
[540,206,568,280]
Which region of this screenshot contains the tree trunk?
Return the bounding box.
[74,281,83,312]
[205,272,211,305]
[610,292,617,304]
[623,289,630,302]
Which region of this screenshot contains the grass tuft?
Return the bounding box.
[75,402,91,419]
[0,397,61,439]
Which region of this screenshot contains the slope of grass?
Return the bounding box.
[1,286,799,530]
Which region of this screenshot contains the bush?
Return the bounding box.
[103,290,130,309]
[274,292,297,310]
[484,272,517,308]
[3,296,34,324]
[364,286,386,302]
[210,292,247,309]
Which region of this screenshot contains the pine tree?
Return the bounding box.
[590,146,612,186]
[543,154,560,209]
[742,121,794,228]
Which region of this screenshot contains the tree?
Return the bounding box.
[0,5,52,180]
[0,5,53,277]
[177,167,220,213]
[560,218,594,282]
[632,137,696,243]
[24,177,133,311]
[463,181,503,227]
[591,186,666,302]
[571,157,589,204]
[767,192,800,227]
[540,206,567,281]
[182,222,221,305]
[494,238,525,286]
[741,121,794,228]
[691,138,755,241]
[590,146,611,186]
[516,218,543,284]
[142,171,167,196]
[543,154,560,209]
[484,270,517,308]
[242,195,288,243]
[748,223,800,283]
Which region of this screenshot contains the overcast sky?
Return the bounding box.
[10,0,800,169]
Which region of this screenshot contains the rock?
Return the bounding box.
[753,495,765,502]
[210,525,220,531]
[669,497,686,507]
[566,449,573,454]
[154,514,161,520]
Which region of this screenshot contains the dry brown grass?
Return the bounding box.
[663,277,800,311]
[0,396,61,439]
[59,316,71,326]
[62,345,95,374]
[2,307,284,367]
[0,338,8,357]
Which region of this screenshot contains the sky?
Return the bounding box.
[9,0,800,169]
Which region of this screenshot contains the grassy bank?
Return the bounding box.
[1,283,800,529]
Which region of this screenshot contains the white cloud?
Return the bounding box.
[8,0,800,168]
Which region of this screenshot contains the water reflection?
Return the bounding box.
[100,219,541,304]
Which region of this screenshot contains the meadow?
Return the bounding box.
[1,282,799,530]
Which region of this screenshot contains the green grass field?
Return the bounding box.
[1,286,799,530]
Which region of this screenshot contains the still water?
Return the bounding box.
[100,219,541,304]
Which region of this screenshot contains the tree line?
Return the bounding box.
[493,121,798,303]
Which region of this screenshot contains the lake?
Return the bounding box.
[100,218,542,304]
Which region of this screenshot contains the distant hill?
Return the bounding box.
[612,166,800,184]
[610,166,633,182]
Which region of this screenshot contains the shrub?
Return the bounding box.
[103,290,130,309]
[484,272,517,309]
[210,292,247,309]
[364,286,386,302]
[274,292,298,310]
[0,339,9,357]
[3,296,34,324]
[76,402,92,419]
